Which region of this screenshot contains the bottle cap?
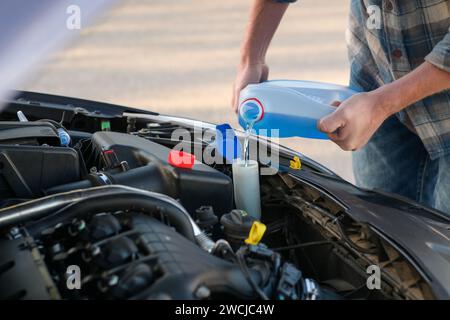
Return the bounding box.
[245,221,267,245]
[239,98,264,124]
[289,156,302,170]
[168,150,195,169]
[215,123,242,163]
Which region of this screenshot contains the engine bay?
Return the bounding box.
[0,101,436,300]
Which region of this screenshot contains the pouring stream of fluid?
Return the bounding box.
[243,122,254,167]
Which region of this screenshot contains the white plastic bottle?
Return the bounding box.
[238,80,359,139]
[232,159,261,220]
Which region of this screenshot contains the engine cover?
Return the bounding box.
[0,212,257,299]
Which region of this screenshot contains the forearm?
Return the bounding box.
[240,0,288,65]
[374,62,450,117]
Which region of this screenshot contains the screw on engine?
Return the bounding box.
[69,219,86,236]
[107,275,119,287]
[195,286,211,299]
[9,227,21,239]
[90,245,101,256]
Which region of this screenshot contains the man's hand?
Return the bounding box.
[318,62,450,151]
[232,62,269,113]
[318,92,389,151]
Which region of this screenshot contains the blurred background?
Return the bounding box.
[22,0,353,181]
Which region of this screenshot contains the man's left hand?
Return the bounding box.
[317,92,389,151]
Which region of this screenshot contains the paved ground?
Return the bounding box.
[23,0,354,181]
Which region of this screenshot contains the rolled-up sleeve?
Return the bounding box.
[425,28,450,73]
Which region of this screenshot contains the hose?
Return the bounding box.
[0,185,214,251]
[45,159,178,198]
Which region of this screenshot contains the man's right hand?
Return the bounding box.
[231,62,269,113]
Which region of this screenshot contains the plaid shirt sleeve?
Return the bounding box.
[425,27,450,73]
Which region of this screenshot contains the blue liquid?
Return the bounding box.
[239,112,328,139]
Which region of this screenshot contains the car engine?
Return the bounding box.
[0,104,436,300]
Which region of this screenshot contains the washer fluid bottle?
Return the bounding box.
[238,80,359,139]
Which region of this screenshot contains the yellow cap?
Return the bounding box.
[245,221,267,245]
[290,156,301,170]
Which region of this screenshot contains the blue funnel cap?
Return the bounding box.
[215,124,242,163]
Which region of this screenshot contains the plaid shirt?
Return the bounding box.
[347,0,450,160]
[280,0,450,159]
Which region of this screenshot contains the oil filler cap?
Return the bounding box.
[245,221,267,245]
[168,150,195,169]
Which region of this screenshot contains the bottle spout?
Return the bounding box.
[239,98,264,124]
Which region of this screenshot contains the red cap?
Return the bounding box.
[168,150,195,169]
